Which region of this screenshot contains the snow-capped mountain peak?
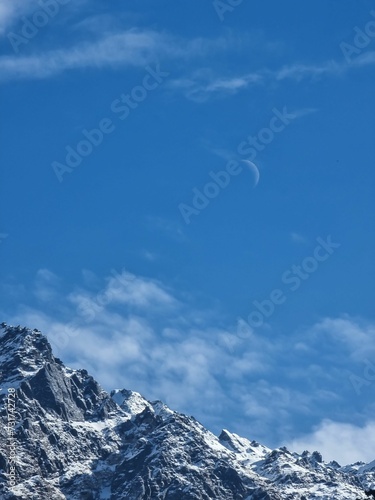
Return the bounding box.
[0,323,374,499]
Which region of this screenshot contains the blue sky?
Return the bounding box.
[1,0,375,464]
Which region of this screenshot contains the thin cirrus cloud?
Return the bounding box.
[2,268,375,462]
[0,28,243,82]
[0,30,174,80]
[167,70,265,102]
[0,0,88,35]
[33,268,61,303]
[0,0,39,34]
[1,17,374,91]
[167,53,375,101]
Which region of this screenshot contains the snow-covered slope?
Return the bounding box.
[0,323,374,499]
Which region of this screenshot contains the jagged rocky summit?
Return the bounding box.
[0,323,374,499]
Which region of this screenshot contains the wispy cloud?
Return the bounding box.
[145,215,186,242]
[288,107,318,118]
[34,268,61,302]
[141,250,158,262]
[0,30,174,80]
[1,15,374,89]
[275,60,344,81]
[352,50,375,67]
[2,269,374,461]
[168,55,375,101]
[0,0,39,34]
[168,70,264,102]
[286,419,375,464]
[0,28,249,82]
[307,316,375,363]
[0,0,88,37]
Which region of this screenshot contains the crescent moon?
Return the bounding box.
[241,160,260,187]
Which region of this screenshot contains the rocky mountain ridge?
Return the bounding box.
[0,323,374,499]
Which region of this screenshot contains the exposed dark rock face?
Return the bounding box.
[0,324,374,499]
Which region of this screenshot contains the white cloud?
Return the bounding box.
[352,50,375,67]
[107,274,177,309]
[308,316,375,362]
[0,27,252,82]
[168,55,375,101]
[168,70,264,102]
[0,30,173,80]
[67,269,178,315]
[5,269,273,426]
[1,16,373,88]
[275,61,343,81]
[241,382,313,421]
[4,270,375,462]
[0,0,88,37]
[0,0,39,35]
[286,419,375,464]
[34,268,61,302]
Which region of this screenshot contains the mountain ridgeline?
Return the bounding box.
[0,324,374,499]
